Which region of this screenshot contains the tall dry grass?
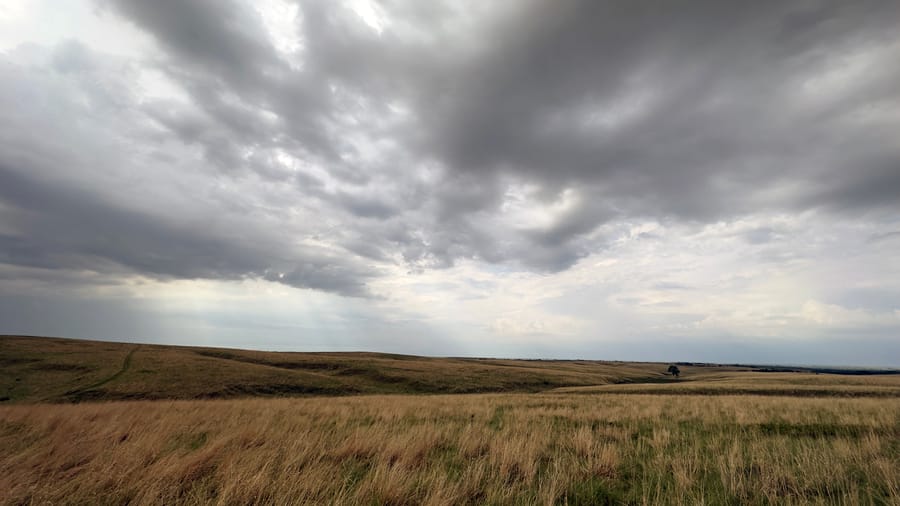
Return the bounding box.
[2,392,898,505]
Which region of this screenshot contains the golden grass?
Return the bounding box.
[2,391,898,505]
[3,336,899,504]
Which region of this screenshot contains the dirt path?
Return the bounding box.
[65,346,138,397]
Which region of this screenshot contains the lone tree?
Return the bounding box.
[667,365,681,378]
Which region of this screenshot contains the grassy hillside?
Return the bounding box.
[2,335,710,403]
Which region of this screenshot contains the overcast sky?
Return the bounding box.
[1,0,899,366]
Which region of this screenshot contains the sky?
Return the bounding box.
[0,0,899,366]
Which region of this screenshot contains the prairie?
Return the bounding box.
[2,392,899,505]
[1,336,899,505]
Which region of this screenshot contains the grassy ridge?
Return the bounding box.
[2,335,701,403]
[2,393,898,504]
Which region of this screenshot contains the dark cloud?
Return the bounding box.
[0,164,375,296]
[421,0,900,215]
[100,0,282,84]
[1,0,899,297]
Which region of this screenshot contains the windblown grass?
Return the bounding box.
[2,391,898,505]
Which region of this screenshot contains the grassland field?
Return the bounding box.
[1,335,898,505]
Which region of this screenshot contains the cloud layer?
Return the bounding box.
[0,0,898,364]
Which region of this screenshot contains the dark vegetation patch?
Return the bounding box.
[730,364,900,375]
[193,349,596,395]
[61,389,167,403]
[193,350,348,371]
[167,431,209,453]
[755,422,873,439]
[0,420,42,455]
[668,359,900,375]
[29,362,93,372]
[0,357,40,367]
[0,420,28,437]
[624,419,895,445]
[560,477,627,505]
[340,459,373,491]
[198,383,357,399]
[487,405,508,431]
[572,388,900,398]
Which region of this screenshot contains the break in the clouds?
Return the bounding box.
[1,0,899,365]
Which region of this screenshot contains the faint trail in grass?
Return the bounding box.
[65,346,138,397]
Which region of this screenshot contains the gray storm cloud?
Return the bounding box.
[1,0,899,296]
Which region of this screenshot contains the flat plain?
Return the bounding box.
[2,336,898,505]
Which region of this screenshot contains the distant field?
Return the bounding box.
[2,335,899,505]
[554,372,900,398]
[1,335,742,403]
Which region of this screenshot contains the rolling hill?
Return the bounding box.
[1,335,713,403]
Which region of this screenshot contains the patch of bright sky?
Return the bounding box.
[0,0,152,56]
[0,1,189,104]
[797,40,895,108]
[368,212,900,349]
[135,67,190,103]
[500,182,578,230]
[348,0,387,34]
[0,0,25,22]
[125,278,366,344]
[588,88,657,130]
[254,0,304,70]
